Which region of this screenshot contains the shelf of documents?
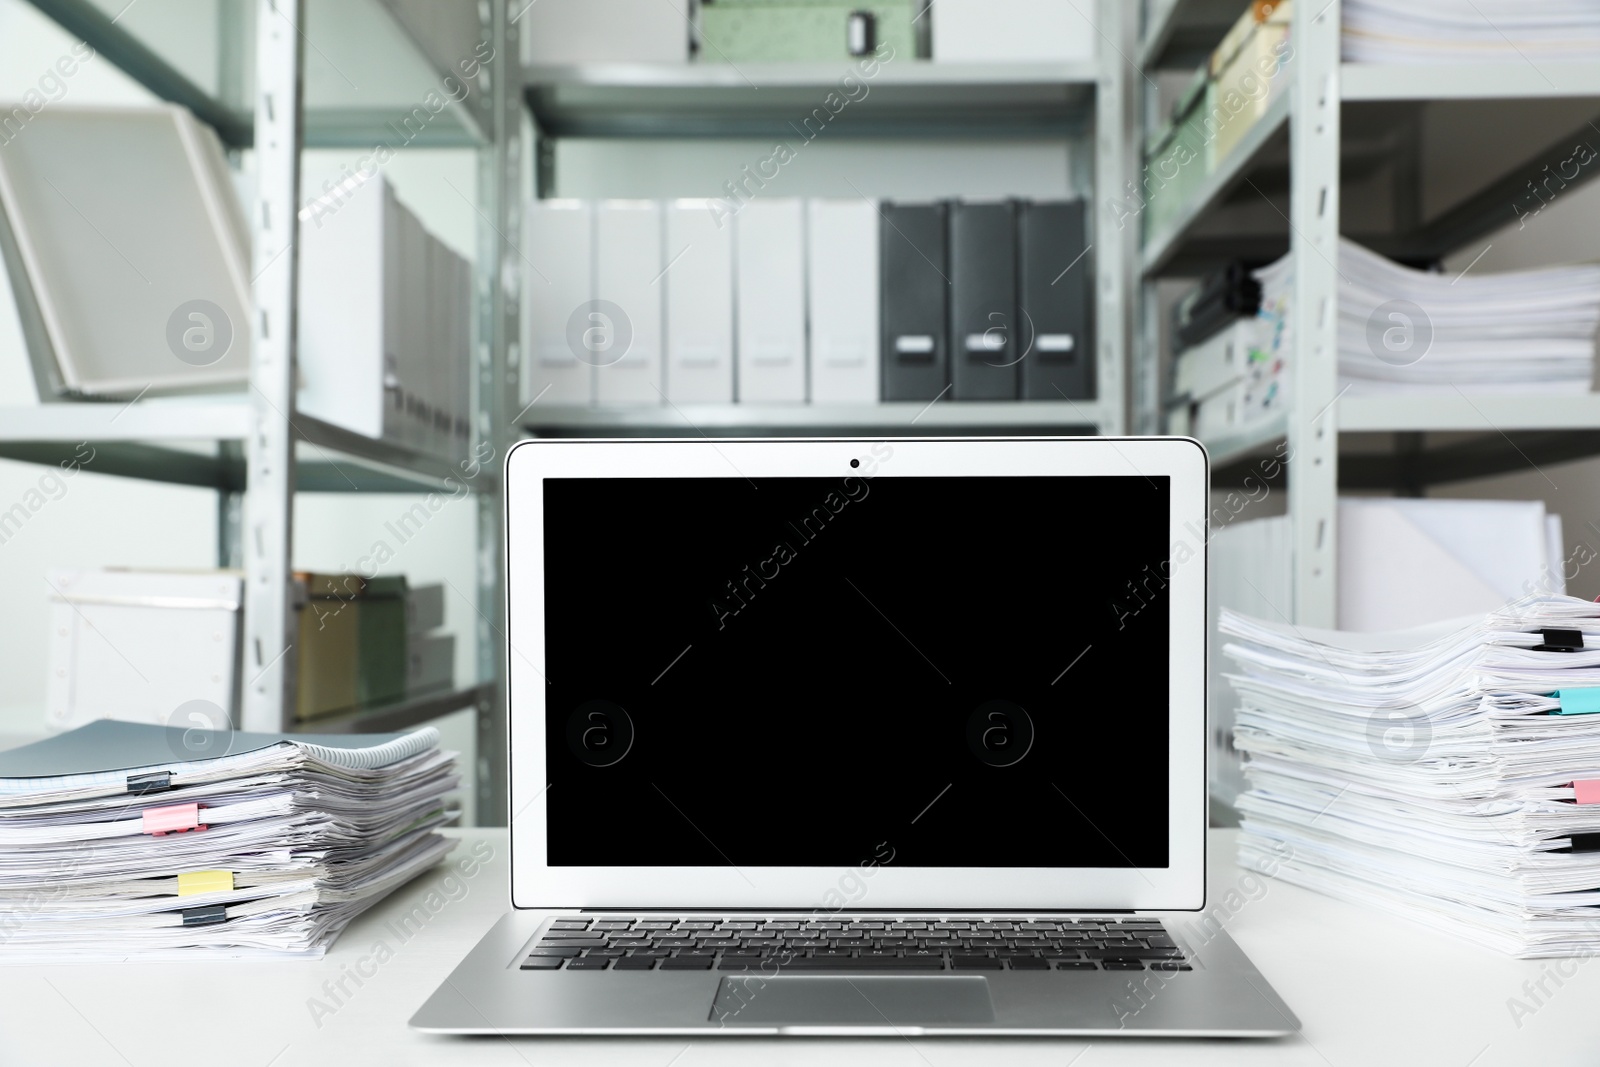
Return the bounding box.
[521,401,1116,436]
[0,402,485,494]
[1139,91,1290,278]
[523,61,1101,140]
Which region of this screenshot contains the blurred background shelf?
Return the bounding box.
[0,402,481,493]
[291,682,492,736]
[523,61,1101,140]
[522,401,1118,437]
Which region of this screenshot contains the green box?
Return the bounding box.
[699,2,916,63]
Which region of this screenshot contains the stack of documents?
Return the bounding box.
[1223,596,1600,957]
[0,721,458,960]
[1254,238,1600,397]
[1343,0,1600,64]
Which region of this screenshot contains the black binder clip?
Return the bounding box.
[1534,628,1584,652]
[180,905,228,927]
[126,771,173,796]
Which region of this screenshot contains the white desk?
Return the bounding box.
[3,829,1597,1067]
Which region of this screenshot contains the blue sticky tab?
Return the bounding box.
[1556,689,1600,715]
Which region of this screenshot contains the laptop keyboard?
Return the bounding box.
[520,916,1190,972]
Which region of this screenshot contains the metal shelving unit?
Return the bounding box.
[519,0,1132,439]
[1134,0,1600,626]
[7,0,518,821]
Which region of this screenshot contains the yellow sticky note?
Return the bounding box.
[177,870,234,897]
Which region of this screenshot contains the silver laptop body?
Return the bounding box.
[412,437,1298,1037]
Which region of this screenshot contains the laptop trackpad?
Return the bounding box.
[711,976,995,1027]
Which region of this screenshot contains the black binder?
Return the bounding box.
[948,201,1019,400]
[879,202,949,402]
[1019,199,1094,401]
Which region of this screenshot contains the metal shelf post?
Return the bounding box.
[241,0,306,732]
[474,0,518,825]
[1285,0,1342,627]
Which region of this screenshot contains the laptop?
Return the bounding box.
[412,436,1299,1037]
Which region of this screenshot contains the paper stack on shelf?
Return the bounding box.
[1343,0,1600,64]
[0,720,458,960]
[1250,237,1600,400]
[1222,596,1600,957]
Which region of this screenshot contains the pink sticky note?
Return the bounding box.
[1575,780,1600,805]
[142,803,202,835]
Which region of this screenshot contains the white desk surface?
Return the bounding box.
[3,828,1597,1067]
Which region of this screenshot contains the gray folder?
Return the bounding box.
[1020,200,1093,401]
[949,201,1019,401]
[879,202,949,402]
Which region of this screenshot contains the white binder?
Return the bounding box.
[664,200,735,404]
[523,199,595,407]
[806,199,880,404]
[297,176,398,442]
[734,199,806,403]
[595,200,664,405]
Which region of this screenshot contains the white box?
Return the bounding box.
[1173,319,1251,401]
[46,569,243,732]
[406,583,446,633]
[664,200,735,404]
[298,176,400,441]
[522,0,688,64]
[931,0,1097,62]
[1192,380,1243,438]
[735,199,807,403]
[1338,499,1559,632]
[595,200,665,405]
[524,199,595,406]
[806,199,880,404]
[407,633,455,694]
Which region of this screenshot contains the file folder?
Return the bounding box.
[523,199,595,406]
[594,200,664,405]
[949,200,1019,400]
[735,199,807,402]
[879,202,949,402]
[1020,199,1094,401]
[806,199,879,404]
[665,200,735,403]
[297,175,400,442]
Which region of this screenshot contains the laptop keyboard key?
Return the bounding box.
[520,957,563,969]
[1102,960,1145,970]
[777,957,944,971]
[527,947,582,958]
[1007,958,1050,970]
[566,958,609,970]
[613,957,655,970]
[660,957,714,970]
[1055,962,1098,971]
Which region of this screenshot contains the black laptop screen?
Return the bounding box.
[538,472,1171,869]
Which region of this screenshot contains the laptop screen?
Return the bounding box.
[540,472,1171,870]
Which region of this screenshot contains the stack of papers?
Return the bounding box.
[1253,238,1600,397]
[0,721,459,960]
[1344,0,1600,64]
[1222,596,1600,957]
